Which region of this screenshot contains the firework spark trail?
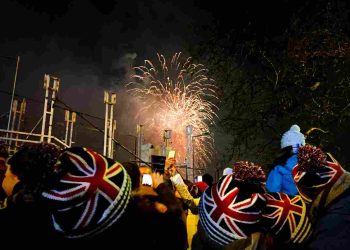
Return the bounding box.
[127,52,218,172]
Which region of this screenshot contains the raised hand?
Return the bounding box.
[164,158,177,177]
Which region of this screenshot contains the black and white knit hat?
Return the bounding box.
[42,147,131,238]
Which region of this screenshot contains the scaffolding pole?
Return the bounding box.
[41,74,59,143]
[186,125,193,181]
[103,91,109,155]
[111,119,117,159]
[69,112,76,147]
[103,91,117,158]
[40,75,50,142]
[136,124,144,166]
[6,55,20,145]
[15,99,26,149]
[64,110,76,147]
[47,78,59,143]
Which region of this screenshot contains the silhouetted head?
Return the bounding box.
[0,141,9,159]
[123,162,141,191]
[202,173,214,186]
[4,143,62,200]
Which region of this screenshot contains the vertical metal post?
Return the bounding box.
[108,94,116,158]
[111,119,117,159]
[192,136,195,181]
[15,99,26,148]
[47,78,59,143]
[136,124,143,166]
[41,74,50,142]
[7,55,20,139]
[186,125,193,181]
[163,130,172,148]
[40,74,59,143]
[64,110,70,145]
[8,99,18,149]
[108,101,113,157]
[10,100,18,132]
[17,99,26,131]
[69,112,76,147]
[103,91,109,156]
[134,136,137,161]
[103,92,116,158]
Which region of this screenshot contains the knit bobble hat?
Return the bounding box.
[293,145,344,203]
[281,125,305,152]
[223,167,233,176]
[42,147,131,238]
[199,162,266,246]
[231,161,266,185]
[262,192,312,244]
[195,181,209,193]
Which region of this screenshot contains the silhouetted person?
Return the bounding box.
[293,145,350,250]
[0,143,61,244]
[202,173,214,186]
[266,125,305,195]
[0,142,9,202]
[123,161,141,191]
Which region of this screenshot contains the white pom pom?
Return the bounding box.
[281,124,305,149]
[223,168,233,176]
[290,124,300,132]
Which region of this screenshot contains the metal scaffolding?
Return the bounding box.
[64,110,76,147]
[103,91,117,158]
[7,98,26,152]
[111,119,117,159]
[185,125,194,180]
[136,124,144,166]
[40,74,60,143]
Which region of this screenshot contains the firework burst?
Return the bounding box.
[126,52,218,172]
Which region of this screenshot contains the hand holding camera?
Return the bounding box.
[165,159,176,177]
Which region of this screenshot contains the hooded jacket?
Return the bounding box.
[266,154,298,195]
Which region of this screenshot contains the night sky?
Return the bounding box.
[1,0,213,157]
[0,0,327,164]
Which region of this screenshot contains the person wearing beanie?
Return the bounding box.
[0,142,62,244]
[42,147,132,239]
[195,181,208,193]
[197,161,267,248]
[292,145,350,250]
[266,125,305,195]
[0,142,9,202]
[202,173,214,187]
[164,157,200,250]
[222,167,233,176]
[0,144,136,247]
[261,192,312,249]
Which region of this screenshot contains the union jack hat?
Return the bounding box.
[292,145,344,204]
[199,174,266,246]
[262,192,312,244]
[42,147,131,238]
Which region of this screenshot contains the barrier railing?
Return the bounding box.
[0,128,69,151]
